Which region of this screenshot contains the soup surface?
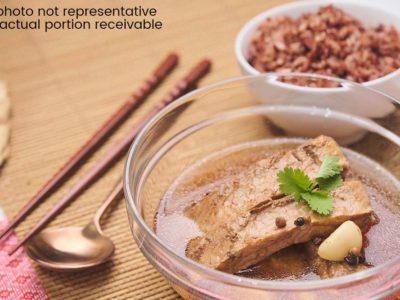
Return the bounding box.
[155,138,400,280]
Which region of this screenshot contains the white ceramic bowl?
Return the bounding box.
[235,0,400,142]
[236,0,400,98]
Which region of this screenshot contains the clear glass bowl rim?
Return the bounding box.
[123,73,400,292]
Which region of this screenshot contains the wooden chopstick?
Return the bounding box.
[0,53,178,242]
[8,59,211,255]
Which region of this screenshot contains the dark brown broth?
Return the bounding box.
[155,139,400,280]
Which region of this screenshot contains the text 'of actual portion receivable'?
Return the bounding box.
[0,6,163,32]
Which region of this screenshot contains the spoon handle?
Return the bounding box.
[93,180,124,228]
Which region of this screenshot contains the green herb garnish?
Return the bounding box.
[277,155,343,215]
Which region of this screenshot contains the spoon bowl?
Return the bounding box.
[25,181,123,271]
[26,223,115,271]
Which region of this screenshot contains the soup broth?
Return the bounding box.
[155,139,400,280]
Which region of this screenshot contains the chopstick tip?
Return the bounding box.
[166,52,179,65]
[8,241,24,256]
[169,52,179,59]
[200,59,212,73]
[0,226,12,242]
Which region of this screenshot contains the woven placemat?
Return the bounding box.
[0,0,292,299]
[0,80,11,167]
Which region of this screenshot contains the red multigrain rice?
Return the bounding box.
[248,5,400,87]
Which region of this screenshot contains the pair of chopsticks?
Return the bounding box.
[2,54,211,255]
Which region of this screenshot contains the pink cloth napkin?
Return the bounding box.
[0,220,48,300]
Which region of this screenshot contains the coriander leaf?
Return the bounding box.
[301,191,333,215]
[317,155,343,179]
[317,174,343,192]
[277,167,314,201]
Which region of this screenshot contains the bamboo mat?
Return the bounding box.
[0,0,292,299]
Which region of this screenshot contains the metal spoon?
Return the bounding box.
[25,180,123,271]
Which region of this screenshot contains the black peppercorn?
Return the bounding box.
[359,249,366,264]
[294,217,305,226]
[345,254,359,266]
[358,255,366,264]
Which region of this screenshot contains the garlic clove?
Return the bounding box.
[318,220,362,261]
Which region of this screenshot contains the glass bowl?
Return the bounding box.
[123,74,400,299]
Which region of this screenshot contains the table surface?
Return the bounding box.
[0,0,292,299]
